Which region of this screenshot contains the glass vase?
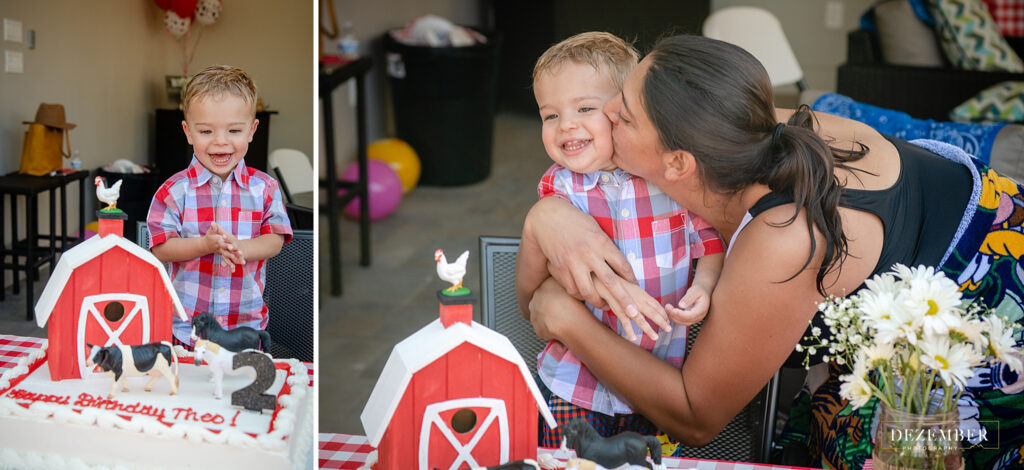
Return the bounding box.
[872,403,964,470]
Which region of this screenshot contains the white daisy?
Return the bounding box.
[949,318,988,348]
[984,315,1024,374]
[919,335,982,388]
[860,341,896,369]
[839,361,875,408]
[863,272,902,298]
[903,273,963,337]
[894,264,950,286]
[857,285,904,324]
[872,301,922,346]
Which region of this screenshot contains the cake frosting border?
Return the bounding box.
[0,343,313,469]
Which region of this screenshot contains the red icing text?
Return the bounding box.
[8,389,72,405]
[171,407,229,425]
[74,393,167,420]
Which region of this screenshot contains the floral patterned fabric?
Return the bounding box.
[780,148,1024,470]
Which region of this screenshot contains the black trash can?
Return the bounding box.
[384,30,501,186]
[95,168,160,244]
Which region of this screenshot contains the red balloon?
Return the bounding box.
[153,0,174,10]
[169,0,198,19]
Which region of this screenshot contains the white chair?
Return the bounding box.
[703,7,807,94]
[268,148,314,203]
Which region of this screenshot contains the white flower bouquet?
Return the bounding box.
[800,264,1023,468]
[802,264,1022,413]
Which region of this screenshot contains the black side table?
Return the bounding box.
[320,57,372,296]
[0,170,89,319]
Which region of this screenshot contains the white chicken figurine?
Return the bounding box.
[435,249,470,293]
[94,176,123,211]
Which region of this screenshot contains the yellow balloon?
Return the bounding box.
[368,138,421,194]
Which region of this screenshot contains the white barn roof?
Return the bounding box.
[35,234,188,327]
[361,319,557,447]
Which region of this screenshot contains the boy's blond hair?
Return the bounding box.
[183,65,258,117]
[533,32,639,90]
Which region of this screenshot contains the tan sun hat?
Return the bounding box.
[23,103,76,130]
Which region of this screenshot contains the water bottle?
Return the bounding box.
[338,22,359,60]
[70,150,83,171]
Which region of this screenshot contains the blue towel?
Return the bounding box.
[811,93,1006,164]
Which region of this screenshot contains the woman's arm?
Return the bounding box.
[515,215,551,319]
[530,211,828,444]
[518,197,668,321]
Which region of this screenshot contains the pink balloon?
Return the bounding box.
[339,160,403,221]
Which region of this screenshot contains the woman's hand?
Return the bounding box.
[593,273,671,341]
[522,198,667,325]
[528,277,586,342]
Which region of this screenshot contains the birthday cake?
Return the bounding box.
[0,342,313,470]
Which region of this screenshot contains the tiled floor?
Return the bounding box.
[318,112,550,433]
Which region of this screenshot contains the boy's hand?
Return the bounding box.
[594,277,670,342]
[204,223,245,271]
[666,284,711,325]
[211,223,246,264]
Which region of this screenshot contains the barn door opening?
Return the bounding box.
[418,398,509,470]
[77,293,150,378]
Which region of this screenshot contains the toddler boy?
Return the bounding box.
[147,64,292,349]
[519,32,725,449]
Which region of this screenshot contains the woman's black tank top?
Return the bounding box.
[745,135,973,366]
[748,134,972,279]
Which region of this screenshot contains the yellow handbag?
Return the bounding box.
[20,103,76,176]
[19,123,71,176]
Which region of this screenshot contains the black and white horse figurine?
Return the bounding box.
[191,312,271,354]
[87,342,179,398]
[560,419,664,470]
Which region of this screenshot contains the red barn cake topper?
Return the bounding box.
[35,203,187,381]
[360,249,556,470]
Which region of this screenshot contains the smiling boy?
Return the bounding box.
[519,32,725,452]
[146,65,292,349]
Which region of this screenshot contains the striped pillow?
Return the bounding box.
[950,81,1024,122]
[929,0,1024,71]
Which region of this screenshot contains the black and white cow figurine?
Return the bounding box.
[191,313,272,354]
[87,342,179,399]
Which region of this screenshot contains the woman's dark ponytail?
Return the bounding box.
[644,36,865,295]
[759,106,848,293]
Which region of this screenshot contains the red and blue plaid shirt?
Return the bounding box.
[535,163,724,415]
[147,157,293,345]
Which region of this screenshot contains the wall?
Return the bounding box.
[0,0,313,287]
[319,0,481,176]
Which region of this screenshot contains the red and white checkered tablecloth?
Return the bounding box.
[317,433,816,470]
[0,334,46,372]
[0,334,315,386]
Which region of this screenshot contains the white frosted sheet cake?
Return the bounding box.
[0,344,313,470]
